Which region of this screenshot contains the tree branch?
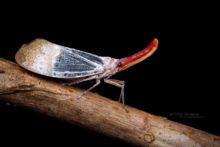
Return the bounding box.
[0,58,220,146]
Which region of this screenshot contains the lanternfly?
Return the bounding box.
[15,38,158,104]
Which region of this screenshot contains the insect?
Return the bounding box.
[15,38,158,104]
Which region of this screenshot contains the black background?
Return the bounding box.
[0,2,219,146]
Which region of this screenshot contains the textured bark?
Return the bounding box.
[0,58,220,147]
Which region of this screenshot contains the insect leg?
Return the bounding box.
[77,79,101,99]
[104,79,125,105]
[63,75,98,86]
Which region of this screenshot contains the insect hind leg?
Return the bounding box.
[63,75,98,86]
[77,79,101,99]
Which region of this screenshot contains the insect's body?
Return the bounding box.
[16,39,119,79]
[15,38,158,104]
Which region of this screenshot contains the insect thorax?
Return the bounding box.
[98,57,119,79]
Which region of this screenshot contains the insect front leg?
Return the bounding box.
[104,79,125,105]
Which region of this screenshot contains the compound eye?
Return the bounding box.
[117,62,122,67]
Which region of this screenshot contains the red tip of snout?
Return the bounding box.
[118,38,158,71]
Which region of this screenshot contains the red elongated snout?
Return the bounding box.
[118,38,158,72]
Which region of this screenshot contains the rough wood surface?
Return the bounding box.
[0,58,220,147]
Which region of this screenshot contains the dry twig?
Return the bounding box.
[0,59,220,146]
